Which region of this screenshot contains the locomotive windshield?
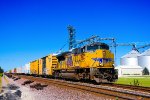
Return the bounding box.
[87,45,98,51]
[87,43,109,51]
[72,43,109,53]
[99,43,109,50]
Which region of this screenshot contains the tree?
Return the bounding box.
[143,67,149,75]
[0,66,4,73]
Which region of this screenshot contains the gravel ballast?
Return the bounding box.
[1,75,108,100]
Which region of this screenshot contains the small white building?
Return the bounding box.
[116,50,143,77]
[115,65,143,77]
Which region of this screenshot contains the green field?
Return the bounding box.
[115,76,150,87]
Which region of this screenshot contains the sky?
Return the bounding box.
[0,0,150,71]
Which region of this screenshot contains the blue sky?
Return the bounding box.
[0,0,150,71]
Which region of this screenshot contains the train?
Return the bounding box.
[8,42,118,83]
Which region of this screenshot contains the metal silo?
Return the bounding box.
[120,50,140,66]
[138,49,150,72]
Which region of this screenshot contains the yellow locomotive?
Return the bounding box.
[54,42,117,83]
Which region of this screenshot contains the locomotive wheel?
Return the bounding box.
[75,74,81,81]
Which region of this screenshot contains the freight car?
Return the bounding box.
[24,63,30,74]
[30,60,39,76]
[16,67,23,74]
[30,54,58,77]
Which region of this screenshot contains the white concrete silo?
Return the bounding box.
[120,50,140,66]
[138,49,150,72]
[116,50,143,77]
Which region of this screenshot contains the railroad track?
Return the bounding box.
[10,75,150,100]
[102,83,150,93]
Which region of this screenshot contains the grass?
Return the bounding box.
[0,76,1,84]
[115,76,150,87]
[0,73,3,77]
